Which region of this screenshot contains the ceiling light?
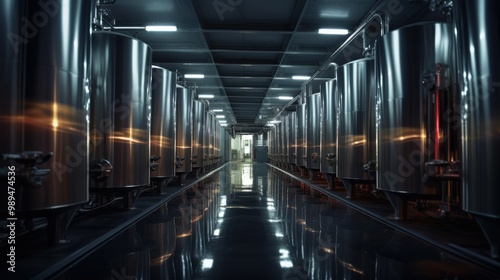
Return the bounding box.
[318,28,349,35]
[216,115,225,118]
[145,25,177,32]
[268,120,281,124]
[184,74,204,79]
[198,94,214,98]
[220,123,228,126]
[212,109,223,112]
[218,120,227,123]
[292,75,311,80]
[278,96,293,100]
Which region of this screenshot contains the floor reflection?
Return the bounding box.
[57,163,499,280]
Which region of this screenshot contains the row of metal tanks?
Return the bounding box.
[55,183,220,280]
[0,0,224,245]
[268,173,499,280]
[267,1,499,259]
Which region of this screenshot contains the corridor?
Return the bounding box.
[58,162,498,279]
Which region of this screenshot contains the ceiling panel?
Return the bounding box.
[95,0,447,133]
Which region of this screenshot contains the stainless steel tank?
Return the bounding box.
[337,57,376,198]
[214,122,221,164]
[454,0,500,258]
[269,125,276,165]
[192,100,205,177]
[288,112,297,168]
[376,22,457,218]
[176,86,193,184]
[203,111,212,168]
[306,93,321,177]
[90,31,152,210]
[150,66,176,179]
[320,79,338,189]
[0,0,92,243]
[276,122,283,167]
[281,116,289,168]
[296,104,307,170]
[208,112,215,167]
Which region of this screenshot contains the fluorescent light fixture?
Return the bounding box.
[198,94,214,98]
[318,28,349,35]
[184,74,204,79]
[218,120,227,123]
[202,258,214,270]
[212,109,223,112]
[220,123,228,126]
[216,115,225,118]
[278,96,293,100]
[268,120,281,124]
[292,75,311,80]
[145,25,177,32]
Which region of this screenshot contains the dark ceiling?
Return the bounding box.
[100,0,445,134]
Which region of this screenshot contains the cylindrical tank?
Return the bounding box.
[192,100,205,173]
[337,58,376,197]
[175,86,193,181]
[306,93,321,172]
[320,79,338,176]
[0,0,92,216]
[90,32,152,190]
[376,22,456,217]
[150,66,176,179]
[276,122,282,166]
[203,111,212,168]
[288,112,297,166]
[454,0,500,258]
[214,122,220,163]
[281,115,289,166]
[208,113,215,166]
[337,58,376,179]
[269,125,276,164]
[296,104,307,168]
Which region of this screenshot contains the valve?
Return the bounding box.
[90,158,113,182]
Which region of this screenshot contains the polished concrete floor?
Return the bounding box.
[56,161,499,279]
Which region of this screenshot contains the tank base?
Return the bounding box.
[89,186,144,210]
[308,169,319,180]
[150,177,174,195]
[340,179,375,199]
[383,191,408,219]
[46,205,81,244]
[177,172,190,186]
[323,173,336,190]
[475,215,500,259]
[192,167,202,179]
[298,166,308,178]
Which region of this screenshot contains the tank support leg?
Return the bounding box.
[384,191,408,219]
[475,215,500,258]
[324,174,335,190]
[341,180,356,199]
[47,205,80,244]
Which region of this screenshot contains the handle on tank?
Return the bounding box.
[424,159,460,181]
[89,159,113,182]
[362,160,377,176]
[150,156,161,171]
[311,152,319,162]
[1,151,53,187]
[176,156,185,168]
[326,153,336,165]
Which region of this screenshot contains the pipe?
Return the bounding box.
[272,13,390,122]
[301,11,389,88]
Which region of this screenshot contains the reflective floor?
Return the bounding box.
[57,162,499,279]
